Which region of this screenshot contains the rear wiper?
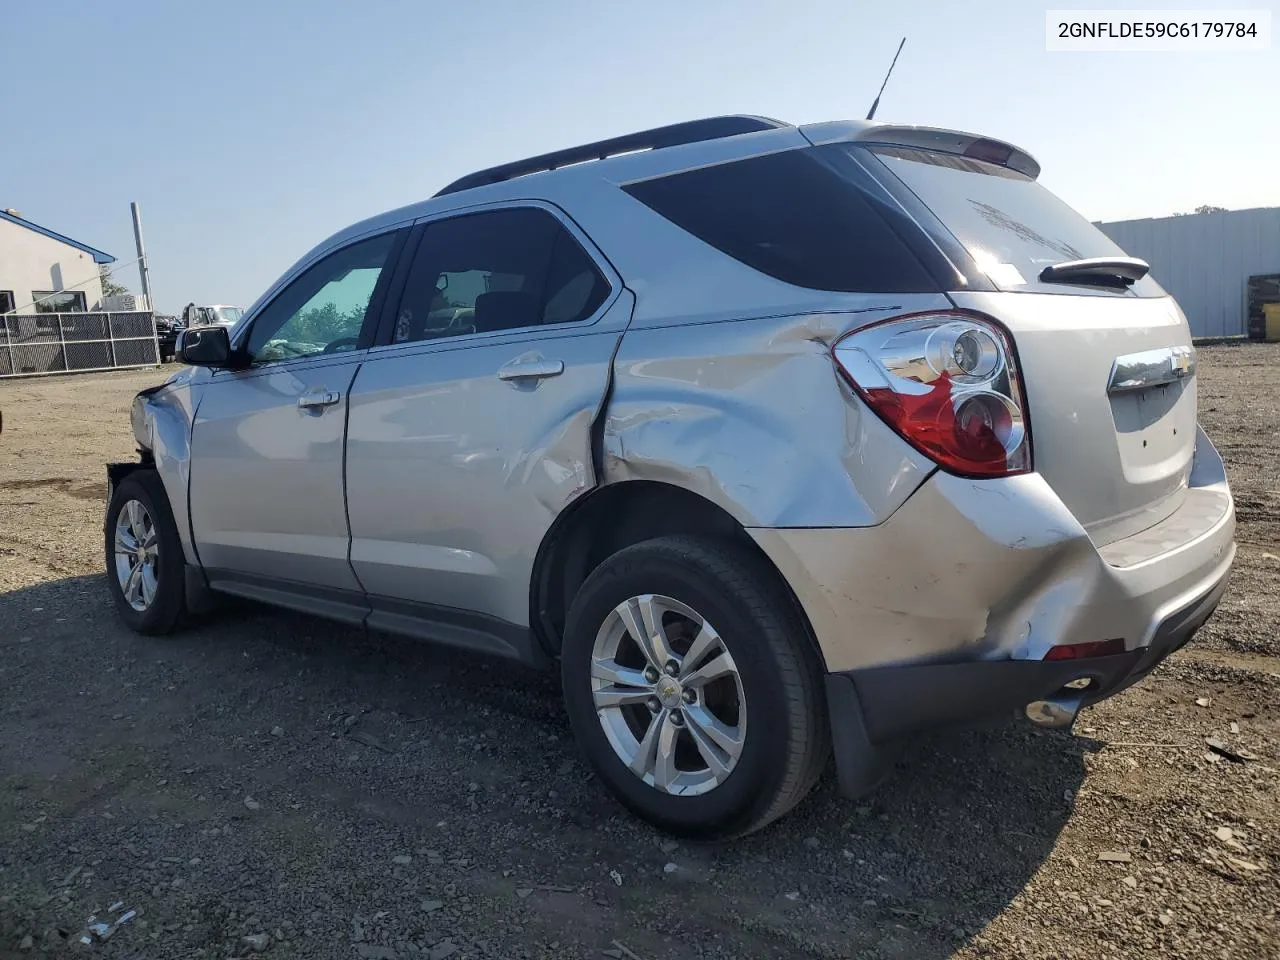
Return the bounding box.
[1038,256,1150,287]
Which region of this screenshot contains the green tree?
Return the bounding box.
[292,301,366,346]
[99,265,127,298]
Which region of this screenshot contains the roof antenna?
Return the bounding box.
[866,37,906,121]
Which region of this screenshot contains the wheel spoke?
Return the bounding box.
[653,717,680,790]
[682,651,736,689]
[126,500,146,541]
[140,564,158,606]
[594,685,654,709]
[142,522,158,549]
[123,564,143,604]
[590,658,650,689]
[629,708,667,778]
[615,595,673,670]
[684,706,740,781]
[591,656,654,709]
[684,704,743,758]
[114,527,138,554]
[679,622,721,678]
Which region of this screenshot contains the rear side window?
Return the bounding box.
[392,207,610,344]
[622,149,939,294]
[864,145,1164,296]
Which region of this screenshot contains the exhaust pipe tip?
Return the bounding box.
[1025,698,1078,729]
[1025,679,1094,729]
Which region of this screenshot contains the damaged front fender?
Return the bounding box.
[119,367,205,564]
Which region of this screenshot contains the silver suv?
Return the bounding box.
[106,116,1236,839]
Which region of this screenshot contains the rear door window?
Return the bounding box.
[621,149,939,294]
[390,207,610,344]
[862,145,1164,296]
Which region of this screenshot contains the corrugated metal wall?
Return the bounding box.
[1097,207,1280,338]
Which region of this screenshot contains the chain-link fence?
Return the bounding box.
[0,311,160,378]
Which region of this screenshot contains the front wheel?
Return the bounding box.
[561,535,830,839]
[104,470,187,635]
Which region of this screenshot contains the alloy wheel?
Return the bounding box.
[113,499,159,612]
[590,594,746,796]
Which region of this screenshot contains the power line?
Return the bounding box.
[2,257,145,316]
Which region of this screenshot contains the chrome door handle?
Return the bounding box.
[497,359,565,382]
[298,390,341,409]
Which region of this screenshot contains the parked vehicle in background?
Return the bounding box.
[181,303,243,328]
[153,315,184,363]
[105,115,1235,839]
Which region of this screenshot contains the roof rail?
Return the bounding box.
[434,115,789,197]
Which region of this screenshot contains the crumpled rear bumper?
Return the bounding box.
[822,554,1229,798]
[748,426,1236,797]
[749,427,1234,672]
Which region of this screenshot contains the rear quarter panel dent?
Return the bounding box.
[602,310,937,528]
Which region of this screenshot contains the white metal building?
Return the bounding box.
[1097,207,1280,339]
[0,208,114,315]
[1,209,158,378]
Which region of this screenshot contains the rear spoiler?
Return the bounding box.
[800,121,1041,180]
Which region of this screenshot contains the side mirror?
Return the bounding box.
[178,325,234,367]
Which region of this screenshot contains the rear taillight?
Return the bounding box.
[833,312,1031,478]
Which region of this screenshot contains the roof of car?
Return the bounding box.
[434,115,791,196]
[269,115,1040,312]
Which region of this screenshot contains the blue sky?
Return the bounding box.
[5,0,1276,312]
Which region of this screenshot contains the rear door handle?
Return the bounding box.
[298,390,341,409]
[497,359,565,382]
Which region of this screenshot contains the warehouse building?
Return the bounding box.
[1097,206,1280,340]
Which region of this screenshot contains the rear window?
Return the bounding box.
[621,149,939,294]
[865,145,1164,296]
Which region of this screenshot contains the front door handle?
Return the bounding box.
[298,390,341,409]
[497,359,565,382]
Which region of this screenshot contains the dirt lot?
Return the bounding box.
[1,344,1278,960]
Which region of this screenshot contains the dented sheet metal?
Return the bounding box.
[752,429,1234,673]
[130,366,204,564]
[342,291,635,627]
[602,303,944,528]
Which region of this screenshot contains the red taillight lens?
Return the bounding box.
[1042,639,1126,661]
[833,312,1031,478]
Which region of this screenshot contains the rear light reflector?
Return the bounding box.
[833,312,1031,478]
[1043,639,1127,661]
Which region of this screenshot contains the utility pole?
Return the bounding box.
[130,202,153,309]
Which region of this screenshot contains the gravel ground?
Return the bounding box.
[1,346,1277,960]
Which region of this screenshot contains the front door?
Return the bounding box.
[189,230,403,606]
[344,205,630,641]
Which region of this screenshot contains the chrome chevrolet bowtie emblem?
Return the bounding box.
[657,678,682,708]
[1171,347,1194,376]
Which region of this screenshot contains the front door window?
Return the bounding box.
[245,233,397,363]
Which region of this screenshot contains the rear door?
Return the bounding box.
[344,203,629,642]
[851,142,1197,545]
[189,229,404,609]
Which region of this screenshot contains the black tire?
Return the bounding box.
[104,470,187,635]
[561,535,830,839]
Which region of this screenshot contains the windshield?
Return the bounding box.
[864,145,1164,297]
[214,307,243,323]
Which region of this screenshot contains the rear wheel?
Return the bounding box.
[561,535,829,839]
[104,470,187,635]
